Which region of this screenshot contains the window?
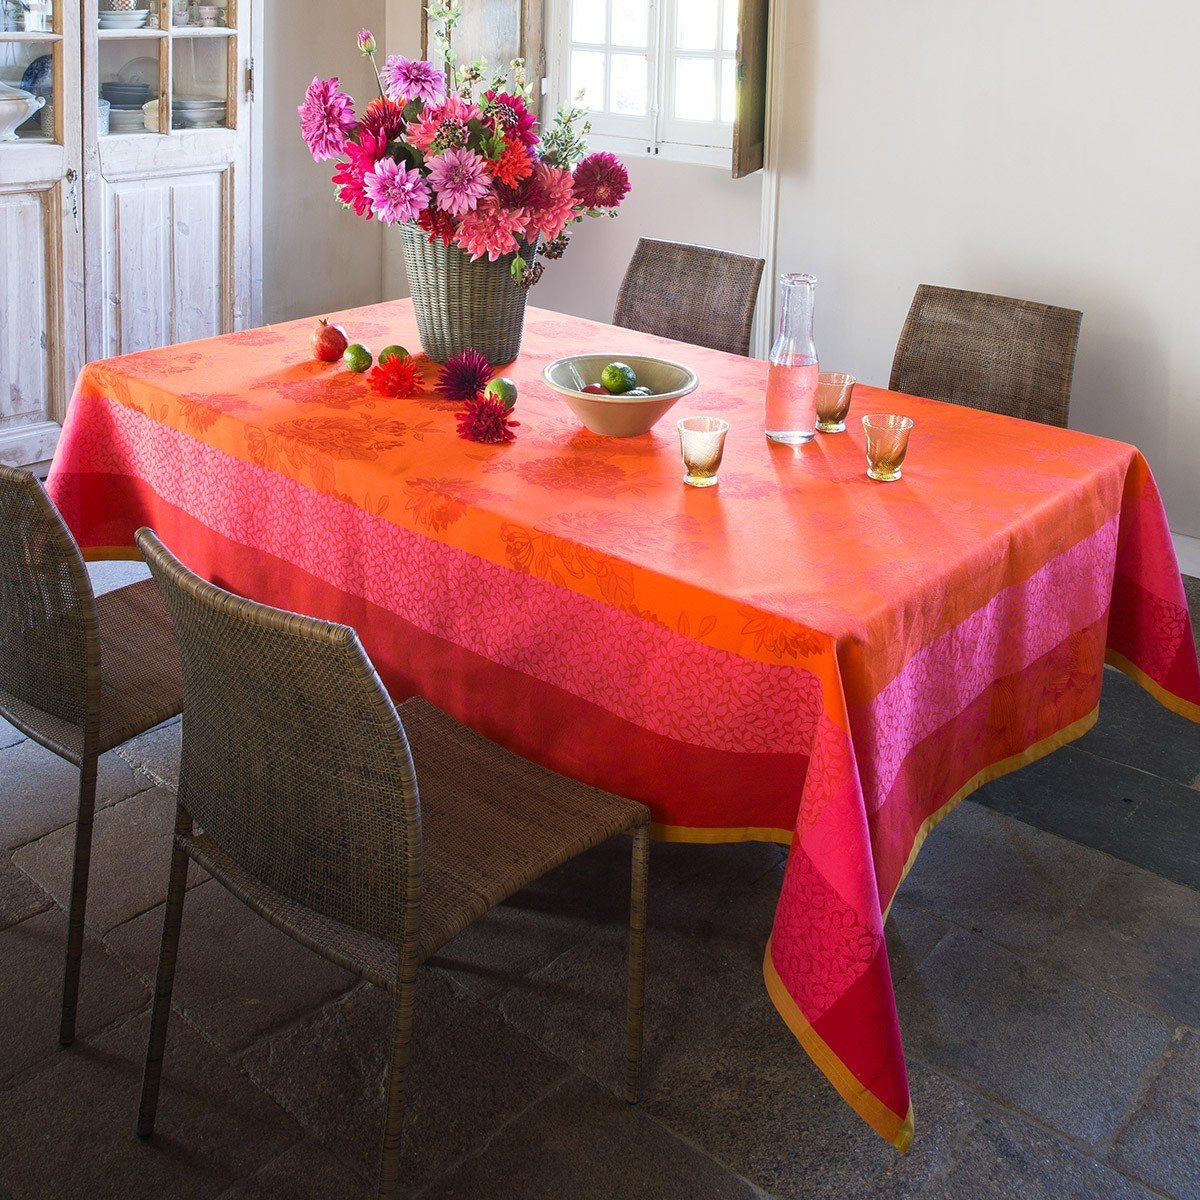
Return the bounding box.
[550,0,740,165]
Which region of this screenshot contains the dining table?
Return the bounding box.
[47,299,1200,1151]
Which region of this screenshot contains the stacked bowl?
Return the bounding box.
[97,8,150,28]
[103,80,153,133]
[172,94,226,129]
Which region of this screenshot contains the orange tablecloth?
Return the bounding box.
[48,301,1200,1149]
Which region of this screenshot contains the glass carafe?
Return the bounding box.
[765,273,819,444]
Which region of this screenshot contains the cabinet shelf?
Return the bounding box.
[170,26,236,37]
[0,31,63,42]
[96,28,169,40]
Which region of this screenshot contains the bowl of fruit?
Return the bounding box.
[543,354,698,438]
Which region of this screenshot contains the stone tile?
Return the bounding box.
[0,716,24,750]
[215,1141,369,1200]
[974,746,1200,890]
[424,1076,759,1200]
[0,855,51,932]
[0,741,154,851]
[886,901,952,986]
[240,971,570,1193]
[896,931,1172,1145]
[1111,1029,1200,1199]
[0,908,147,1084]
[918,1103,1159,1200]
[897,801,1113,953]
[1041,861,1200,1026]
[1075,667,1200,789]
[88,557,151,595]
[1185,573,1200,661]
[116,718,182,791]
[0,1012,300,1200]
[106,880,356,1053]
[12,787,204,935]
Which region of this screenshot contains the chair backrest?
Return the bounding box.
[889,284,1082,428]
[0,464,99,737]
[136,528,423,951]
[613,237,766,357]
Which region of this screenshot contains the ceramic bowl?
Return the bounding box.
[543,354,699,438]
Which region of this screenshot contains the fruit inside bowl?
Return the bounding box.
[543,354,699,437]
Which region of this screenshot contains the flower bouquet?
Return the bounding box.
[300,2,631,363]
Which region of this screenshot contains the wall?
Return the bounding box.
[532,156,764,323]
[771,0,1200,537]
[261,0,387,323]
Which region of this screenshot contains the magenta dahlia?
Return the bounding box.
[332,131,388,218]
[363,158,431,225]
[483,90,538,148]
[299,76,356,162]
[573,152,631,209]
[427,147,492,216]
[437,349,493,401]
[381,55,446,107]
[457,396,519,444]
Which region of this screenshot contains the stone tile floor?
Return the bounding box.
[0,560,1196,1199]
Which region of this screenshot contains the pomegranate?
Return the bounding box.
[311,319,349,363]
[582,383,608,395]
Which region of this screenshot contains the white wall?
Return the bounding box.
[532,155,763,322]
[262,0,387,323]
[771,0,1200,537]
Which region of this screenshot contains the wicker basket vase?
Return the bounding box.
[400,222,537,364]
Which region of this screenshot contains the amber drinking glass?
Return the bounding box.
[816,372,855,433]
[862,414,914,482]
[678,417,729,487]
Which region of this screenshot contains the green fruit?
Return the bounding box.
[379,344,409,365]
[343,343,373,373]
[484,376,518,410]
[600,361,637,394]
[626,386,653,397]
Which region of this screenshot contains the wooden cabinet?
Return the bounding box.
[0,0,258,470]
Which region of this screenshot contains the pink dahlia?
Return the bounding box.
[356,28,376,55]
[573,152,630,209]
[380,55,446,107]
[518,162,577,242]
[363,158,431,225]
[483,90,538,148]
[455,196,527,261]
[427,147,492,216]
[332,131,388,218]
[299,76,356,162]
[406,95,483,153]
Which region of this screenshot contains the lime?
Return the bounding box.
[343,343,373,373]
[600,361,637,394]
[626,386,653,397]
[379,344,409,365]
[484,376,518,410]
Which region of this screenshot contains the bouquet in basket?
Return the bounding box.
[299,1,631,287]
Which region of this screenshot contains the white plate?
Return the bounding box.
[118,57,160,86]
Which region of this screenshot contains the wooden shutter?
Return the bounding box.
[732,0,770,178]
[422,0,547,117]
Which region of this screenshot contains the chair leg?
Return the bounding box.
[377,972,417,1200]
[137,815,191,1138]
[625,822,650,1104]
[59,752,98,1046]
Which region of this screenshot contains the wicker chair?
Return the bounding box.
[0,465,182,1046]
[889,284,1083,428]
[133,529,652,1200]
[613,237,766,357]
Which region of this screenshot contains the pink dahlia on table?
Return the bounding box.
[332,130,387,218]
[298,76,356,162]
[573,152,631,209]
[427,147,492,216]
[407,95,482,153]
[518,163,576,242]
[363,159,431,225]
[381,55,446,107]
[455,196,528,261]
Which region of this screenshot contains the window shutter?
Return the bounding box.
[423,0,547,116]
[732,0,770,177]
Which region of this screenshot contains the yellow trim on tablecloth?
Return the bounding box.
[1105,650,1200,724]
[763,943,915,1151]
[651,822,793,845]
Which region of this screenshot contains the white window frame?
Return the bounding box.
[547,0,737,168]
